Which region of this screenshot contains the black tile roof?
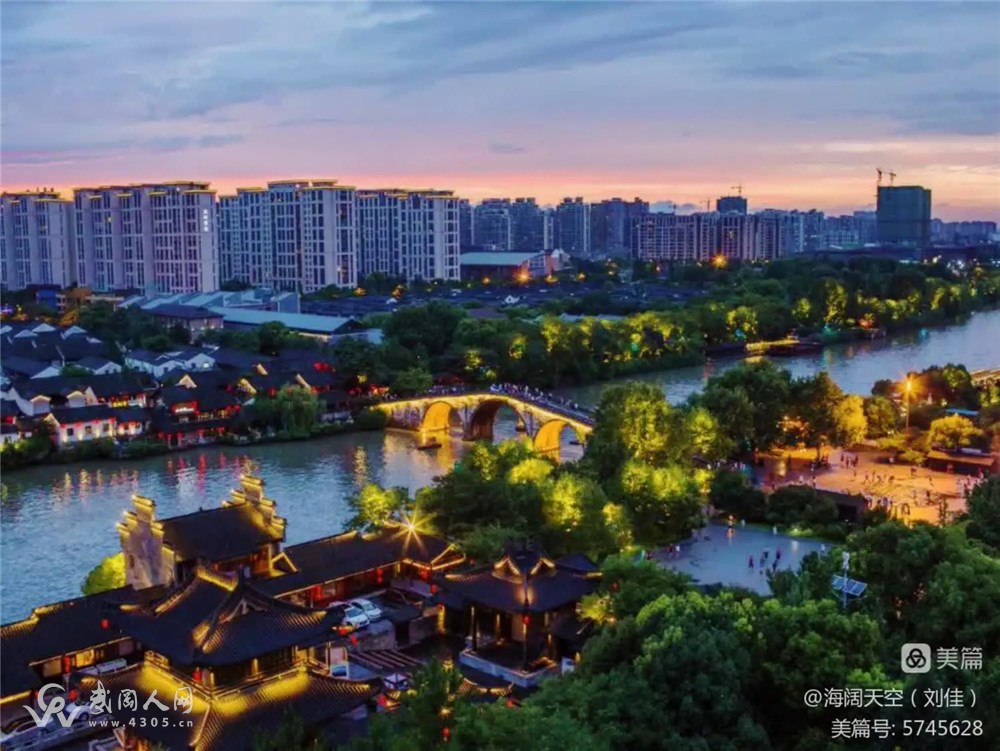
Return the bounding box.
[0,354,51,377]
[112,406,151,423]
[0,586,161,697]
[12,373,153,400]
[87,664,379,751]
[159,503,284,563]
[438,547,598,615]
[48,404,116,423]
[206,347,273,371]
[256,525,457,597]
[113,571,344,667]
[161,385,240,411]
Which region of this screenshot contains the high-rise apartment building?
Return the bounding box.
[74,182,218,293]
[590,198,649,258]
[357,189,460,282]
[719,213,754,260]
[633,213,705,263]
[472,199,512,251]
[458,199,474,251]
[554,197,590,256]
[218,180,356,293]
[800,209,825,253]
[877,186,932,248]
[716,195,748,215]
[853,211,878,244]
[1,191,75,291]
[509,198,546,251]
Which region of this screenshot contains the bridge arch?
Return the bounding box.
[532,418,588,456]
[420,401,462,435]
[466,398,527,442]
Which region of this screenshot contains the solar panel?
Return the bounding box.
[830,575,866,597]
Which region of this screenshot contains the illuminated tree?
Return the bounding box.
[927,414,984,451]
[274,385,321,433]
[348,484,409,531]
[863,395,900,438]
[617,460,703,544]
[831,394,867,448]
[81,553,126,595]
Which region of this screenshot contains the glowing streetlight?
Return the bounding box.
[904,376,913,431]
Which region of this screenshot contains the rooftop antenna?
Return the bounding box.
[704,198,712,211]
[731,183,743,197]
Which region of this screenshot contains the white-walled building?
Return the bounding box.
[73,182,219,293]
[218,180,357,293]
[1,191,76,290]
[357,189,460,282]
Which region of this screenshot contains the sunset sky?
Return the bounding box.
[3,1,999,219]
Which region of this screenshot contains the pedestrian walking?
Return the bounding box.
[748,556,755,570]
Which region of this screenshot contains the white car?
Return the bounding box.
[332,602,370,630]
[349,598,383,623]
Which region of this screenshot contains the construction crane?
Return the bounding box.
[731,183,743,197]
[876,168,897,187]
[876,168,883,186]
[704,198,713,211]
[889,171,897,186]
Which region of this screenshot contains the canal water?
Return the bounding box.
[2,309,998,621]
[560,308,1000,406]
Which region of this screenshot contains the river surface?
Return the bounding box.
[2,310,998,621]
[560,309,1000,406]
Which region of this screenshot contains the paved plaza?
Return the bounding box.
[763,449,983,525]
[654,523,827,595]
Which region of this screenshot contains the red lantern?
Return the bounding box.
[338,625,351,636]
[193,668,202,684]
[377,694,388,707]
[442,727,451,741]
[522,614,530,626]
[430,584,438,595]
[62,656,71,673]
[350,634,359,646]
[100,618,109,629]
[506,699,516,708]
[68,689,78,701]
[376,568,384,585]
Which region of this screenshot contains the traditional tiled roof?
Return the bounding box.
[113,570,344,667]
[48,404,116,423]
[86,664,379,751]
[438,546,599,614]
[13,373,152,400]
[112,406,151,423]
[256,525,459,597]
[161,385,239,411]
[0,354,51,377]
[158,504,284,563]
[0,586,161,698]
[207,347,274,371]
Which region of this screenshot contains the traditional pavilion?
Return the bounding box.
[118,475,287,589]
[436,545,600,687]
[84,565,379,750]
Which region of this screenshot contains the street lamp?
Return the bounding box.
[904,377,913,431]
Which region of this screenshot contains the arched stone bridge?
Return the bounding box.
[375,391,594,458]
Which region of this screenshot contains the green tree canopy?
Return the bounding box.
[81,553,126,595]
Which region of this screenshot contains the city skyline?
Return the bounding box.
[3,2,999,221]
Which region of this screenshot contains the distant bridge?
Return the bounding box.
[375,390,594,458]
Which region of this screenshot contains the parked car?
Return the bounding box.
[331,602,370,630]
[349,598,383,623]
